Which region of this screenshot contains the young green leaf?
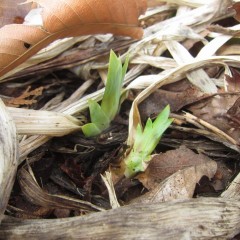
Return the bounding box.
[124,105,173,178]
[82,99,110,137]
[88,99,110,129]
[101,50,129,121]
[81,123,102,137]
[82,50,129,137]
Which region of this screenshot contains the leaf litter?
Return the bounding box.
[1,0,240,239]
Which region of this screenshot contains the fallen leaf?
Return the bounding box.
[4,86,44,107]
[188,68,240,144]
[137,145,213,190]
[139,80,205,120]
[0,0,147,79]
[131,159,217,204]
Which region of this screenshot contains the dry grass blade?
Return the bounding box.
[0,198,240,239]
[8,107,82,136]
[184,112,238,145]
[101,171,120,209]
[18,168,104,212]
[0,99,18,223]
[165,40,217,93]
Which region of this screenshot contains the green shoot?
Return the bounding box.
[124,105,173,178]
[82,50,129,137]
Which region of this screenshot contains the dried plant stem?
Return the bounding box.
[0,198,239,239]
[0,99,18,223]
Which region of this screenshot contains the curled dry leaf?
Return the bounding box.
[0,99,18,223]
[0,0,147,79]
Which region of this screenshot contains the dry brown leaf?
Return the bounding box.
[137,145,214,190]
[131,159,217,205]
[0,0,147,78]
[4,86,44,107]
[138,80,204,120]
[188,69,240,144]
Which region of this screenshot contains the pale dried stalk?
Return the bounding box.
[184,112,238,145]
[221,173,240,199]
[8,107,82,136]
[164,40,217,93]
[0,198,239,239]
[0,99,18,223]
[101,171,120,209]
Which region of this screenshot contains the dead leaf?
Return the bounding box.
[131,159,217,205]
[137,145,214,190]
[4,86,44,107]
[0,0,147,78]
[101,171,120,209]
[188,69,240,144]
[139,80,205,120]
